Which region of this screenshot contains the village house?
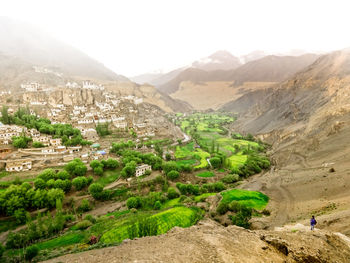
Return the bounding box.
[50,138,62,146]
[5,159,32,172]
[82,80,104,90]
[20,82,40,92]
[33,136,51,146]
[135,164,152,177]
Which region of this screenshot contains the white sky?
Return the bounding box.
[1,0,350,76]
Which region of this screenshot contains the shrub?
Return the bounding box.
[162,161,178,174]
[34,178,46,189]
[154,200,161,210]
[38,169,56,182]
[228,201,242,212]
[93,166,104,176]
[105,158,119,169]
[14,209,28,224]
[75,220,92,230]
[65,158,87,177]
[47,188,65,208]
[216,202,228,215]
[72,176,88,190]
[25,245,39,261]
[0,244,4,258]
[78,199,91,213]
[126,197,141,209]
[222,174,239,184]
[56,170,71,180]
[88,183,104,200]
[54,179,65,190]
[46,179,55,188]
[209,157,221,169]
[84,214,97,224]
[32,141,44,148]
[167,187,179,199]
[166,170,180,180]
[62,179,72,192]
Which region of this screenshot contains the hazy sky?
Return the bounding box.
[1,0,350,76]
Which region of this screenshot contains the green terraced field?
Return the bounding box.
[194,193,216,202]
[36,232,86,250]
[226,154,248,168]
[101,207,201,244]
[220,189,269,210]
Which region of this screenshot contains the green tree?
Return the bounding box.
[65,158,87,177]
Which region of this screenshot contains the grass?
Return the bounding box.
[220,189,269,210]
[101,207,201,244]
[175,159,197,168]
[226,154,247,168]
[193,149,210,169]
[196,171,214,177]
[96,169,120,187]
[161,198,181,209]
[175,142,209,169]
[36,232,86,250]
[194,193,216,202]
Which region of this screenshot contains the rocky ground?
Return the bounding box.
[43,219,350,263]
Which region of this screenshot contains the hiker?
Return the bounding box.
[310,215,317,230]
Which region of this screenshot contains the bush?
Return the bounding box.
[167,187,179,199]
[38,169,56,182]
[56,170,71,180]
[209,157,221,169]
[93,166,104,176]
[126,197,141,209]
[32,141,44,148]
[72,176,88,190]
[47,188,65,208]
[14,209,28,224]
[84,214,97,224]
[222,174,239,184]
[216,202,228,215]
[75,220,93,230]
[162,161,178,174]
[78,199,91,213]
[0,244,4,258]
[166,170,180,180]
[34,178,46,189]
[154,200,161,210]
[65,158,87,177]
[46,179,55,189]
[88,183,104,200]
[105,158,119,169]
[25,245,39,261]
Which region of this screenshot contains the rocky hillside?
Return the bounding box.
[44,219,350,263]
[0,17,127,81]
[222,49,350,136]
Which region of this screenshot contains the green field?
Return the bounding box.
[220,189,269,210]
[175,142,209,169]
[194,193,216,202]
[36,232,86,250]
[196,171,214,178]
[101,206,201,244]
[96,170,120,187]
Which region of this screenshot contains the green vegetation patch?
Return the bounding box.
[194,193,216,202]
[96,170,120,187]
[196,171,214,178]
[101,206,201,244]
[227,154,248,169]
[36,232,86,250]
[220,189,269,210]
[161,198,181,209]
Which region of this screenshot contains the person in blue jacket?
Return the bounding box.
[310,215,317,230]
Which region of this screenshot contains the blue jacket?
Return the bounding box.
[311,218,317,225]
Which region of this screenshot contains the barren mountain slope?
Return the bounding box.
[0,17,127,81]
[221,49,350,236]
[44,219,350,263]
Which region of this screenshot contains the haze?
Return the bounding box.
[1,0,350,76]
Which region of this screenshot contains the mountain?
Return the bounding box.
[225,54,320,86]
[129,72,164,86]
[191,50,242,71]
[0,17,128,81]
[158,54,319,110]
[131,50,241,86]
[239,50,267,63]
